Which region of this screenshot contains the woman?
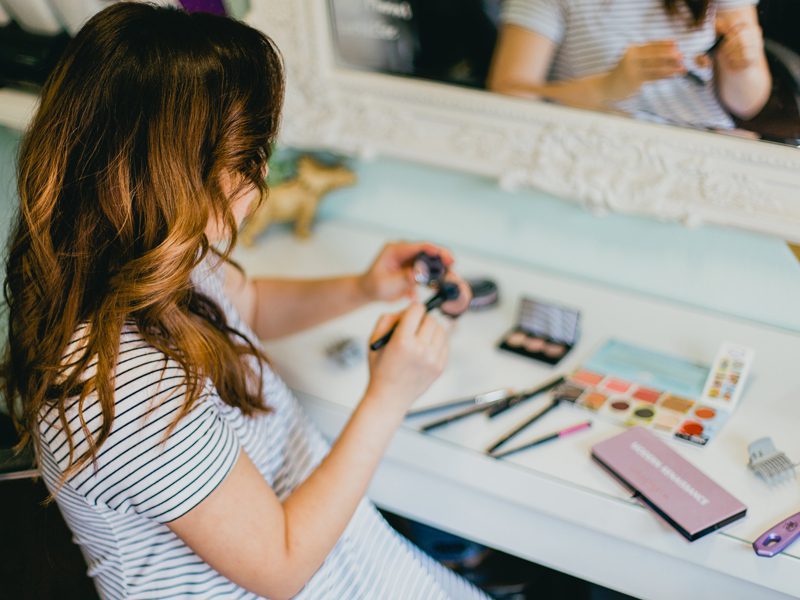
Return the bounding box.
[488,0,772,130]
[1,4,485,599]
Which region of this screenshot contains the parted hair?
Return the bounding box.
[665,0,713,27]
[1,2,284,482]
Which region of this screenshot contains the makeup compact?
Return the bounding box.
[498,297,580,365]
[466,278,499,310]
[592,427,747,541]
[412,252,446,286]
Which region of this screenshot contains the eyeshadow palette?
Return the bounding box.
[498,297,581,365]
[555,340,748,447]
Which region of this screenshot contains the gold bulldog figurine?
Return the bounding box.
[240,155,357,244]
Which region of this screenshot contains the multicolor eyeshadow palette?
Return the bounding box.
[554,340,749,447]
[498,297,581,366]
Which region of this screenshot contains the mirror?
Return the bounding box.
[249,1,800,242]
[326,0,799,147]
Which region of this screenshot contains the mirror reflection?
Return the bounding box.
[328,0,800,146]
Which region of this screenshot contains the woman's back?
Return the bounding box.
[37,261,311,598]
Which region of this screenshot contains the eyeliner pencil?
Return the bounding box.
[420,395,511,432]
[491,421,592,459]
[485,397,562,454]
[406,388,510,419]
[706,33,726,56]
[486,375,565,418]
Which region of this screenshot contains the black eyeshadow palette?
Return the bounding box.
[498,297,581,366]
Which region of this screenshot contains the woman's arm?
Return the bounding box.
[223,266,371,339]
[488,25,686,110]
[169,305,448,599]
[709,6,771,119]
[223,242,472,340]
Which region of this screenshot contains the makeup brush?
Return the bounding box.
[686,34,725,85]
[486,374,566,418]
[370,282,460,351]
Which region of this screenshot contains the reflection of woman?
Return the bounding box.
[488,0,772,129]
[2,4,486,599]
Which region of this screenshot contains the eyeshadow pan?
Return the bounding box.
[506,331,526,347]
[653,411,681,431]
[680,421,704,436]
[610,400,630,411]
[555,382,585,402]
[573,370,604,386]
[661,395,694,413]
[633,407,655,420]
[632,387,661,403]
[523,336,546,352]
[695,407,716,420]
[604,378,632,393]
[543,343,566,358]
[581,392,607,410]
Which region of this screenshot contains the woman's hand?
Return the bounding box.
[358,241,454,303]
[359,241,473,317]
[365,304,448,415]
[604,40,686,101]
[699,23,764,72]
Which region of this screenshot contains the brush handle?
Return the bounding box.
[487,375,565,418]
[485,398,561,454]
[369,283,459,351]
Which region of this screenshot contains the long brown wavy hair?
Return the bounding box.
[1,3,284,482]
[664,0,713,27]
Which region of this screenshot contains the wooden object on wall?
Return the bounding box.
[789,243,800,262]
[240,156,357,245]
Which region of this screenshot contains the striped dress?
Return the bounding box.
[37,257,488,600]
[501,0,757,129]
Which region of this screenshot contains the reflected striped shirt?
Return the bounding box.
[502,0,757,129]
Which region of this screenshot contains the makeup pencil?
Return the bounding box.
[419,395,511,432]
[486,374,565,418]
[406,388,511,419]
[485,397,563,454]
[491,421,592,459]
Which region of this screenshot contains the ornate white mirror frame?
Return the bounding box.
[249,0,800,243]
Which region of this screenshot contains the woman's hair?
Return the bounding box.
[664,0,713,27]
[1,2,284,481]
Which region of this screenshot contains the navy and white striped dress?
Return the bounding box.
[38,257,488,599]
[502,0,757,129]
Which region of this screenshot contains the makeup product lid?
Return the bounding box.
[583,339,709,400]
[518,297,580,345]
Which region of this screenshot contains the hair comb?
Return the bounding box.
[748,437,798,485]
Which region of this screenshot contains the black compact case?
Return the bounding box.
[498,297,581,365]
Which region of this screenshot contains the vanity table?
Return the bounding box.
[233,156,800,600]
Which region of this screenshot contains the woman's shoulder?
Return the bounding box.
[38,323,217,477]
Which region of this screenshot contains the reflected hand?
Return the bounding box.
[605,41,686,101]
[358,241,454,303]
[706,23,765,71]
